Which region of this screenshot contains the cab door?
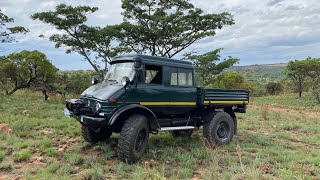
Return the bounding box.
[134,64,173,126]
[164,67,197,126]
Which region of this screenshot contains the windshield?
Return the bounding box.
[105,62,135,82]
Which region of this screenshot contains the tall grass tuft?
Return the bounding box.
[261,105,269,120]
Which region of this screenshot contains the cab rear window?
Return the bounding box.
[170,67,193,87]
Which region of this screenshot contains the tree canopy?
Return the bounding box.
[31,1,235,78]
[0,9,28,43]
[184,48,239,86]
[286,57,320,103]
[119,0,234,57]
[31,4,128,78]
[0,50,58,95]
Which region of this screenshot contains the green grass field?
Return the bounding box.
[0,91,319,179]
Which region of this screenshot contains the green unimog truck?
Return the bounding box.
[65,54,249,163]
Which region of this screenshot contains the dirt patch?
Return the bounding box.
[27,161,47,168]
[257,163,274,174]
[0,123,13,134]
[0,172,22,180]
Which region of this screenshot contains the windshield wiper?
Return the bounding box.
[83,94,94,98]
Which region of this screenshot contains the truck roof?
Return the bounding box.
[112,54,193,69]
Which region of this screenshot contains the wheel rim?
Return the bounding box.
[216,121,230,140]
[135,129,146,152]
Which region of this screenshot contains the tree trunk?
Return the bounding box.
[42,89,48,101]
[298,81,302,97]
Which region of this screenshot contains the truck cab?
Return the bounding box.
[65,54,249,163]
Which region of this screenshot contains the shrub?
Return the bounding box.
[265,82,283,95]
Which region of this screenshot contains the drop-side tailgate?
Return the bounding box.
[199,88,249,105]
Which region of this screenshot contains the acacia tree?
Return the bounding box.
[0,50,58,96]
[0,9,28,44]
[119,0,234,57]
[31,4,128,78]
[285,60,308,97]
[304,57,320,103]
[184,49,239,86]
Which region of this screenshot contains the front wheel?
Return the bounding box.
[203,112,234,148]
[117,115,149,163]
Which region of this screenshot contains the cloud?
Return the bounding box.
[183,0,320,64]
[1,0,320,69]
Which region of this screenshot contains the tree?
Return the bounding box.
[215,72,245,89]
[0,50,58,95]
[119,0,234,57]
[285,60,308,97]
[31,4,128,78]
[304,57,320,103]
[265,82,283,95]
[0,9,28,43]
[184,49,239,86]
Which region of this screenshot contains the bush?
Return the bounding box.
[265,82,283,95]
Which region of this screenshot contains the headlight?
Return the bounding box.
[95,102,101,112]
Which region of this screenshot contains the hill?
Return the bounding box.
[230,63,287,84]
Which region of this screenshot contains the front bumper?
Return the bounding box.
[64,108,108,127]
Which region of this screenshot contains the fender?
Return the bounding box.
[108,104,157,125]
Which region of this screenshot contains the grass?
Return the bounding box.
[252,92,320,111]
[12,150,31,162]
[0,90,319,179]
[0,151,5,161]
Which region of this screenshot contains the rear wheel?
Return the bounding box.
[81,126,112,144]
[203,112,234,148]
[117,115,149,163]
[171,130,193,137]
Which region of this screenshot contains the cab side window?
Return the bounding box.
[145,65,162,84]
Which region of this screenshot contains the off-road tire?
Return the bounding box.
[117,115,149,163]
[203,112,234,148]
[81,126,112,144]
[171,130,193,137]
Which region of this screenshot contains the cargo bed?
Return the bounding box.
[197,88,249,111]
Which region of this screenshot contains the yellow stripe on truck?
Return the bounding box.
[204,100,249,105]
[140,102,196,106]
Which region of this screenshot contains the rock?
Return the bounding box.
[143,161,150,168]
[14,164,23,169]
[0,123,13,134]
[31,156,44,162]
[58,148,64,152]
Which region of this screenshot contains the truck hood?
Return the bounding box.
[81,82,123,101]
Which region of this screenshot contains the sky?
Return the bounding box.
[0,0,319,70]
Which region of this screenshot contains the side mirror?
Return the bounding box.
[92,76,99,85]
[121,76,130,88]
[134,61,142,69]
